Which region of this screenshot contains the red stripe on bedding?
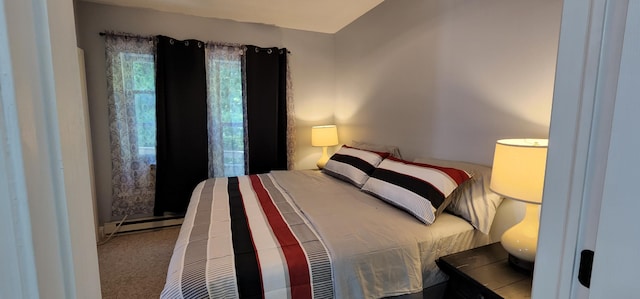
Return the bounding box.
[387,156,471,185]
[250,175,312,299]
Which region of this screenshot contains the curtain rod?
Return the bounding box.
[99,31,154,40]
[98,31,291,54]
[248,45,291,54]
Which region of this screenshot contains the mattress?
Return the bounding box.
[161,170,492,299]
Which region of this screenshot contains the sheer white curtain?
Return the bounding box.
[285,61,296,170]
[205,44,246,177]
[104,34,156,218]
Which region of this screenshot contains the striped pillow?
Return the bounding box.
[323,145,390,187]
[361,157,471,224]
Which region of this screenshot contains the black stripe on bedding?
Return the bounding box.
[370,168,446,208]
[228,177,263,298]
[330,154,377,175]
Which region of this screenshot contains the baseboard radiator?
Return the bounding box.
[103,215,183,235]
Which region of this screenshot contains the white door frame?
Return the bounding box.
[0,2,41,296]
[0,0,74,296]
[533,0,630,298]
[589,0,640,296]
[0,0,101,297]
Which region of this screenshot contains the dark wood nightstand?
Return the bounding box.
[436,242,532,299]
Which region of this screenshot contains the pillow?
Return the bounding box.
[352,140,403,159]
[361,157,471,224]
[323,145,390,188]
[413,157,503,234]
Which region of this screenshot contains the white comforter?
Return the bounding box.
[273,170,491,298]
[161,170,491,299]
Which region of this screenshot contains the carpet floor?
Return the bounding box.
[97,227,180,299]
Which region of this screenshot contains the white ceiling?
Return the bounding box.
[81,0,384,33]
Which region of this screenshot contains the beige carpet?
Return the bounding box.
[97,227,180,299]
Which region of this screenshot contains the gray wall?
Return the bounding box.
[334,0,562,165]
[76,2,336,224]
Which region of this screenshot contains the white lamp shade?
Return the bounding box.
[490,139,548,204]
[311,125,339,147]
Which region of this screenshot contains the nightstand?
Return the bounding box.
[436,242,532,299]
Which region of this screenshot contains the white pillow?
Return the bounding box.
[413,157,503,234]
[362,157,471,224]
[352,140,402,159]
[323,145,390,188]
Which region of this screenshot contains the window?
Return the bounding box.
[124,53,156,160]
[206,45,245,177]
[105,36,246,217]
[121,50,246,176]
[105,35,156,217]
[216,59,244,176]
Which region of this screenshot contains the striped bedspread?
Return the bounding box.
[161,174,334,299]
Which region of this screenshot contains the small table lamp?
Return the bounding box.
[490,138,548,271]
[311,125,339,169]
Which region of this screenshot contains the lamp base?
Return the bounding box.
[316,158,328,169]
[508,253,534,273]
[316,146,330,169]
[500,202,540,271]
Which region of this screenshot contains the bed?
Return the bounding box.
[160,145,506,299]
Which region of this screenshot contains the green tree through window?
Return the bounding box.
[106,35,157,217]
[124,53,156,159]
[216,59,244,175]
[206,46,245,177]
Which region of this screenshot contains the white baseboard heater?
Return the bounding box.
[103,215,183,235]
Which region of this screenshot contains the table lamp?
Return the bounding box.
[490,138,548,271]
[311,125,339,169]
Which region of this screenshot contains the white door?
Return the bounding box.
[588,1,640,296]
[533,0,640,298]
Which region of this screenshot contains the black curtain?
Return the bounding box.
[244,45,289,174]
[154,36,208,215]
